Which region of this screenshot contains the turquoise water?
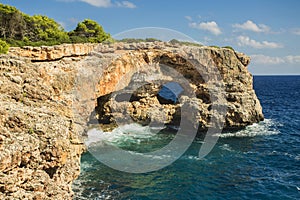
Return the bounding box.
[73,76,300,200]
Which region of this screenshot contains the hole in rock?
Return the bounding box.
[44,166,59,179]
[115,92,140,102]
[157,82,184,104]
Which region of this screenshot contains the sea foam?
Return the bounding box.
[215,119,281,138]
[85,123,162,147]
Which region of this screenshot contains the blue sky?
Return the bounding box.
[1,0,300,75]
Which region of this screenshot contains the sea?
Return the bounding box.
[72,76,300,200]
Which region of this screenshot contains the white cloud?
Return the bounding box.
[233,20,270,33]
[58,0,136,8]
[189,21,222,35]
[80,0,112,7]
[237,36,283,49]
[285,55,300,63]
[116,1,136,8]
[251,54,300,65]
[291,28,300,35]
[185,16,193,21]
[251,55,285,65]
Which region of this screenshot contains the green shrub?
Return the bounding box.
[169,39,202,47]
[0,4,111,47]
[145,38,162,42]
[117,38,144,43]
[0,39,9,54]
[69,19,111,43]
[223,46,235,51]
[69,36,88,43]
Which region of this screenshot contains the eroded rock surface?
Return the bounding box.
[0,55,87,199]
[0,42,263,199]
[92,45,263,132]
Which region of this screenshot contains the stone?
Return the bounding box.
[0,42,264,199]
[93,45,263,131]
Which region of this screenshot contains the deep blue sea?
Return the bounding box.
[73,76,300,200]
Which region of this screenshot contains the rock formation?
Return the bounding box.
[0,42,263,199]
[0,54,86,199]
[8,43,98,62]
[92,43,263,132]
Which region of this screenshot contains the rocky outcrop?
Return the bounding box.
[0,54,87,199]
[8,43,98,61]
[92,44,263,131]
[0,42,263,199]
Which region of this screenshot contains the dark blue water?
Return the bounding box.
[73,76,300,200]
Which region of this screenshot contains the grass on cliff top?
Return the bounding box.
[117,38,162,43]
[209,45,236,51]
[118,38,235,51]
[117,38,204,47]
[169,39,203,47]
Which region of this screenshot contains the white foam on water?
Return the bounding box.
[85,123,185,164]
[127,150,174,160]
[264,150,300,161]
[85,123,163,147]
[183,155,206,161]
[215,119,281,138]
[72,179,120,200]
[219,143,234,152]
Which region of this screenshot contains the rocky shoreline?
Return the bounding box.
[0,42,263,199]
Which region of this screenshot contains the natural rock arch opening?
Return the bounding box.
[157,82,184,104]
[90,50,209,130]
[85,46,264,132]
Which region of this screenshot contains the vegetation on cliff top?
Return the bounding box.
[0,3,235,54]
[0,3,112,49]
[117,38,162,43]
[0,39,9,54]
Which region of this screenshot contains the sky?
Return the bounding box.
[1,0,300,75]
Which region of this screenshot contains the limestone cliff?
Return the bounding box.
[0,42,263,199]
[92,43,264,131]
[0,55,85,200]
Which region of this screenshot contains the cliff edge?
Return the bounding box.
[0,42,263,199]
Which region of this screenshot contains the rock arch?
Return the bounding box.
[89,45,263,131]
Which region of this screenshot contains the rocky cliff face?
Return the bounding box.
[0,42,263,199]
[92,43,263,132]
[8,43,98,62]
[0,54,86,199]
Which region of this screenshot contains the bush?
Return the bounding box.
[0,4,111,47]
[145,38,161,42]
[209,45,220,49]
[69,19,111,43]
[223,46,235,51]
[69,36,87,43]
[0,39,9,54]
[169,39,202,47]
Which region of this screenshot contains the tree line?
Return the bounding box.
[0,3,112,53]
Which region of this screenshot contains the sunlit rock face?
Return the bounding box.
[92,43,263,132]
[0,42,263,199]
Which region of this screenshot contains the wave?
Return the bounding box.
[219,143,235,152]
[215,119,281,138]
[72,177,120,200]
[85,119,282,147]
[182,155,206,161]
[85,123,165,147]
[261,150,300,161]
